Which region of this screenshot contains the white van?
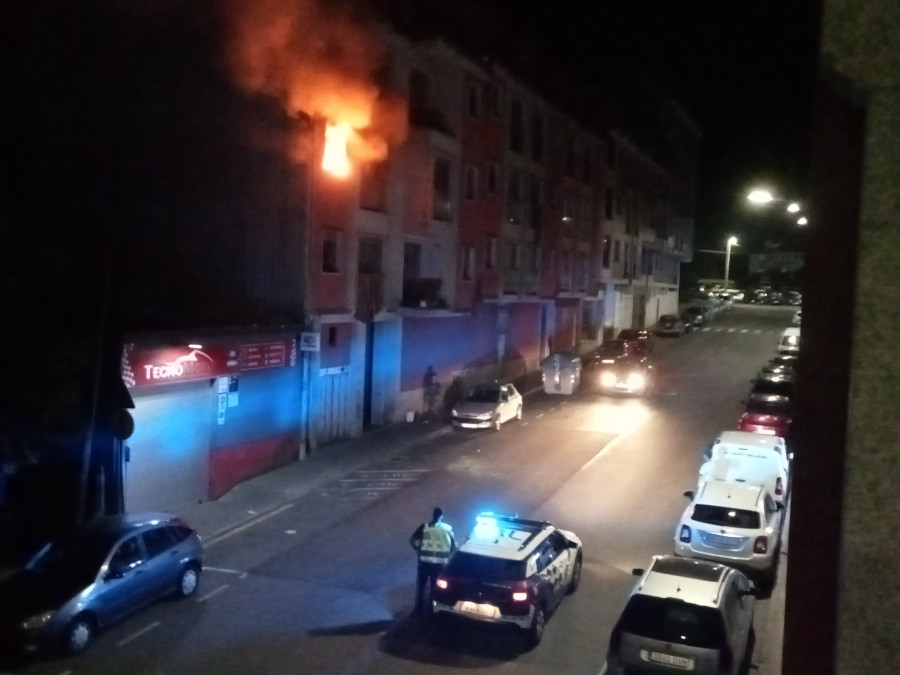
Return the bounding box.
[778,326,800,355]
[699,430,792,504]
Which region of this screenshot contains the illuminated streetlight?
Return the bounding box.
[724,236,739,291]
[746,188,809,226]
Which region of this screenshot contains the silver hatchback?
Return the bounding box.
[0,512,203,657]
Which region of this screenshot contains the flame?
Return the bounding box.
[220,0,408,169]
[323,122,351,178]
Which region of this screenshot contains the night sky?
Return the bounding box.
[478,0,822,251]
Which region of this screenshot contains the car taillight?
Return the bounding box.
[435,577,448,590]
[679,525,692,542]
[511,581,530,602]
[775,477,784,496]
[754,536,769,554]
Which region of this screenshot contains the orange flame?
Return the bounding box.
[323,122,351,178]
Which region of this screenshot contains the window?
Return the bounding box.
[485,82,502,117]
[404,242,421,281]
[507,170,523,224]
[111,536,143,571]
[328,325,337,347]
[602,235,611,268]
[358,236,382,274]
[506,241,520,270]
[613,239,621,263]
[527,177,542,229]
[486,237,498,269]
[322,229,342,273]
[510,98,525,153]
[531,112,544,161]
[433,157,453,221]
[467,82,481,118]
[143,527,175,558]
[487,163,500,194]
[465,165,478,200]
[359,160,388,212]
[461,246,475,280]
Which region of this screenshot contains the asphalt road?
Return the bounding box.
[7,304,795,675]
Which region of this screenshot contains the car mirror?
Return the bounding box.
[683,490,695,499]
[631,568,644,577]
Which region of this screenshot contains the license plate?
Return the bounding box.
[706,533,737,547]
[461,423,479,428]
[648,651,692,668]
[459,601,499,618]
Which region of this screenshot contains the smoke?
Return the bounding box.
[220,0,407,162]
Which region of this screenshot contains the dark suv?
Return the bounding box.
[432,513,583,647]
[606,555,758,675]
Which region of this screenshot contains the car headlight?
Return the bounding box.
[21,611,55,630]
[451,408,458,416]
[627,372,645,388]
[600,372,617,387]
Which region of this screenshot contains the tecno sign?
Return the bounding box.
[126,346,233,387]
[143,349,217,381]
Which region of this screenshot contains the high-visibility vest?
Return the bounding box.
[418,522,454,564]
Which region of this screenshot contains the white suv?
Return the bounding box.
[606,555,758,675]
[675,480,784,587]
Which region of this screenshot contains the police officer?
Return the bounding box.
[409,506,457,614]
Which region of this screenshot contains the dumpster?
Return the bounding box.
[541,351,582,394]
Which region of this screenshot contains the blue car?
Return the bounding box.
[0,512,203,658]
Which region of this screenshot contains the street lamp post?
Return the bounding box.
[724,236,739,291]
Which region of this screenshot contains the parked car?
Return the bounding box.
[681,306,707,327]
[655,314,687,337]
[699,430,792,505]
[450,382,523,431]
[676,480,784,588]
[739,393,794,438]
[778,327,801,355]
[616,328,653,356]
[606,555,758,675]
[749,374,794,400]
[433,513,583,647]
[0,513,203,657]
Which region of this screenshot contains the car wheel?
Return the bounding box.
[176,564,201,598]
[567,554,582,594]
[526,604,546,647]
[64,614,95,654]
[493,414,502,431]
[515,405,523,421]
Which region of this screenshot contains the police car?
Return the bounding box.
[431,513,583,647]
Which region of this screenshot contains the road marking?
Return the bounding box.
[204,566,244,575]
[117,621,160,646]
[578,416,647,472]
[198,583,230,602]
[597,664,608,675]
[204,503,294,546]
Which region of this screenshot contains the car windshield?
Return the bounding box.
[466,387,501,403]
[619,595,726,648]
[445,552,526,582]
[597,341,627,355]
[28,530,114,586]
[692,505,761,529]
[747,397,792,415]
[752,380,793,397]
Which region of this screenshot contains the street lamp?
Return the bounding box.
[724,236,739,291]
[746,188,809,226]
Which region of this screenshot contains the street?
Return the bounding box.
[7,305,793,675]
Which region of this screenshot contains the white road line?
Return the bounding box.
[350,469,430,474]
[578,420,646,473]
[198,583,230,602]
[597,663,608,675]
[204,566,245,575]
[116,621,160,646]
[204,503,294,546]
[536,413,545,418]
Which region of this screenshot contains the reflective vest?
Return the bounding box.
[418,522,454,564]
